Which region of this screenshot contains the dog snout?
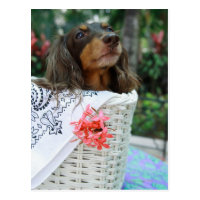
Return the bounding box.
[103,33,119,45]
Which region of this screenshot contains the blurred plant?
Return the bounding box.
[31,31,50,77]
[31,9,57,40]
[151,30,164,54]
[132,92,168,139]
[138,51,168,95]
[138,9,168,95]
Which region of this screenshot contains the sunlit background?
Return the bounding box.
[31,9,168,161]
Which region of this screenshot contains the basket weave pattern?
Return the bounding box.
[37,97,136,190]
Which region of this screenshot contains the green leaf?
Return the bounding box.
[36,63,42,70]
[31,56,38,63]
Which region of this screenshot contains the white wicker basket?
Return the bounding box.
[36,91,137,190]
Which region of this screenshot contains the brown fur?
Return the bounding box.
[80,37,122,90]
[101,22,108,28]
[79,24,88,31]
[32,22,140,94]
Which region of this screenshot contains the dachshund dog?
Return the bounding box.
[33,22,140,94]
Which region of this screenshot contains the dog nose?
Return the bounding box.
[103,33,119,45]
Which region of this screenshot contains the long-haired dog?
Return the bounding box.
[33,22,140,94]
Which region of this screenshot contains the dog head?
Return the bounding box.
[44,22,139,93]
[66,23,122,71]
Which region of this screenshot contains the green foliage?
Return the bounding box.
[63,10,93,32]
[138,52,168,94]
[108,9,125,35]
[31,30,50,77]
[140,9,168,40]
[31,9,125,42]
[31,9,57,40]
[132,92,168,139]
[138,9,168,95]
[31,56,44,77]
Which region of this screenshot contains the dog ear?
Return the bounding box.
[45,35,84,91]
[109,47,140,93]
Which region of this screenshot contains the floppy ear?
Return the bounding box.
[45,35,84,91]
[109,47,140,93]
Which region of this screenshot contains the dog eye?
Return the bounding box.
[106,27,114,32]
[76,31,85,39]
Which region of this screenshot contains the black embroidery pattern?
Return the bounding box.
[31,83,99,149]
[31,83,53,111]
[40,110,62,135]
[31,109,39,122]
[82,90,98,97]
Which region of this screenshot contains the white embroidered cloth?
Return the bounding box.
[31,81,137,189]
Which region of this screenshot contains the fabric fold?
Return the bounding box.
[31,81,128,189]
